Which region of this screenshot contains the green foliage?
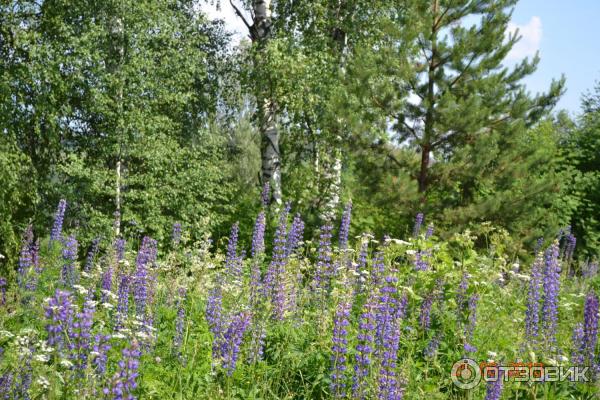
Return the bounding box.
[564,82,600,259]
[0,136,38,273]
[0,0,236,257]
[340,0,570,254]
[1,210,598,399]
[58,133,233,245]
[2,0,590,261]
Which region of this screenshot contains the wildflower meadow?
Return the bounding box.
[0,195,599,399]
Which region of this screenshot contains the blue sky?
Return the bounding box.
[206,0,600,115]
[510,0,600,114]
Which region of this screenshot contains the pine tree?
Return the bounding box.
[391,0,565,240]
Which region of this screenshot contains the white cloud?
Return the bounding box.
[506,16,542,61]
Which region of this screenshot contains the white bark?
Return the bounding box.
[109,15,124,236]
[319,4,347,221]
[320,145,342,222]
[260,98,282,207]
[251,0,272,40]
[249,0,282,207]
[115,160,121,236]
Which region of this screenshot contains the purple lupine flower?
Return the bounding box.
[133,237,156,317]
[433,278,445,306]
[557,225,570,241]
[143,240,159,311]
[353,294,377,399]
[225,223,241,282]
[463,343,477,353]
[564,233,576,262]
[172,222,182,246]
[413,212,424,237]
[464,294,479,353]
[250,212,267,307]
[93,334,111,375]
[484,367,504,400]
[312,224,333,303]
[206,284,224,364]
[261,182,270,207]
[13,355,32,400]
[114,274,130,331]
[424,333,442,359]
[396,294,409,321]
[31,239,40,280]
[425,224,434,239]
[50,199,67,243]
[248,264,262,310]
[376,266,402,400]
[264,203,291,320]
[377,310,402,400]
[338,202,352,251]
[18,226,34,290]
[106,342,141,399]
[534,237,544,254]
[61,236,78,288]
[133,267,148,319]
[0,372,13,398]
[31,236,40,268]
[251,212,266,259]
[136,236,157,268]
[456,272,469,315]
[583,261,598,279]
[114,239,126,262]
[173,287,186,358]
[525,252,543,348]
[583,291,599,364]
[137,311,157,354]
[542,242,560,351]
[84,237,101,272]
[331,300,351,399]
[248,316,267,364]
[285,214,304,257]
[70,299,96,370]
[222,311,251,376]
[414,251,428,272]
[0,278,6,305]
[101,266,114,303]
[44,289,74,351]
[147,237,158,265]
[247,223,268,347]
[419,294,434,330]
[557,226,571,258]
[371,251,385,289]
[571,323,585,364]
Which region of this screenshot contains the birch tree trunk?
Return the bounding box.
[319,1,348,221]
[319,145,342,222]
[250,0,282,208]
[259,98,282,207]
[109,14,125,236]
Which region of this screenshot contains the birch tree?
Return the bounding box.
[229,0,283,209]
